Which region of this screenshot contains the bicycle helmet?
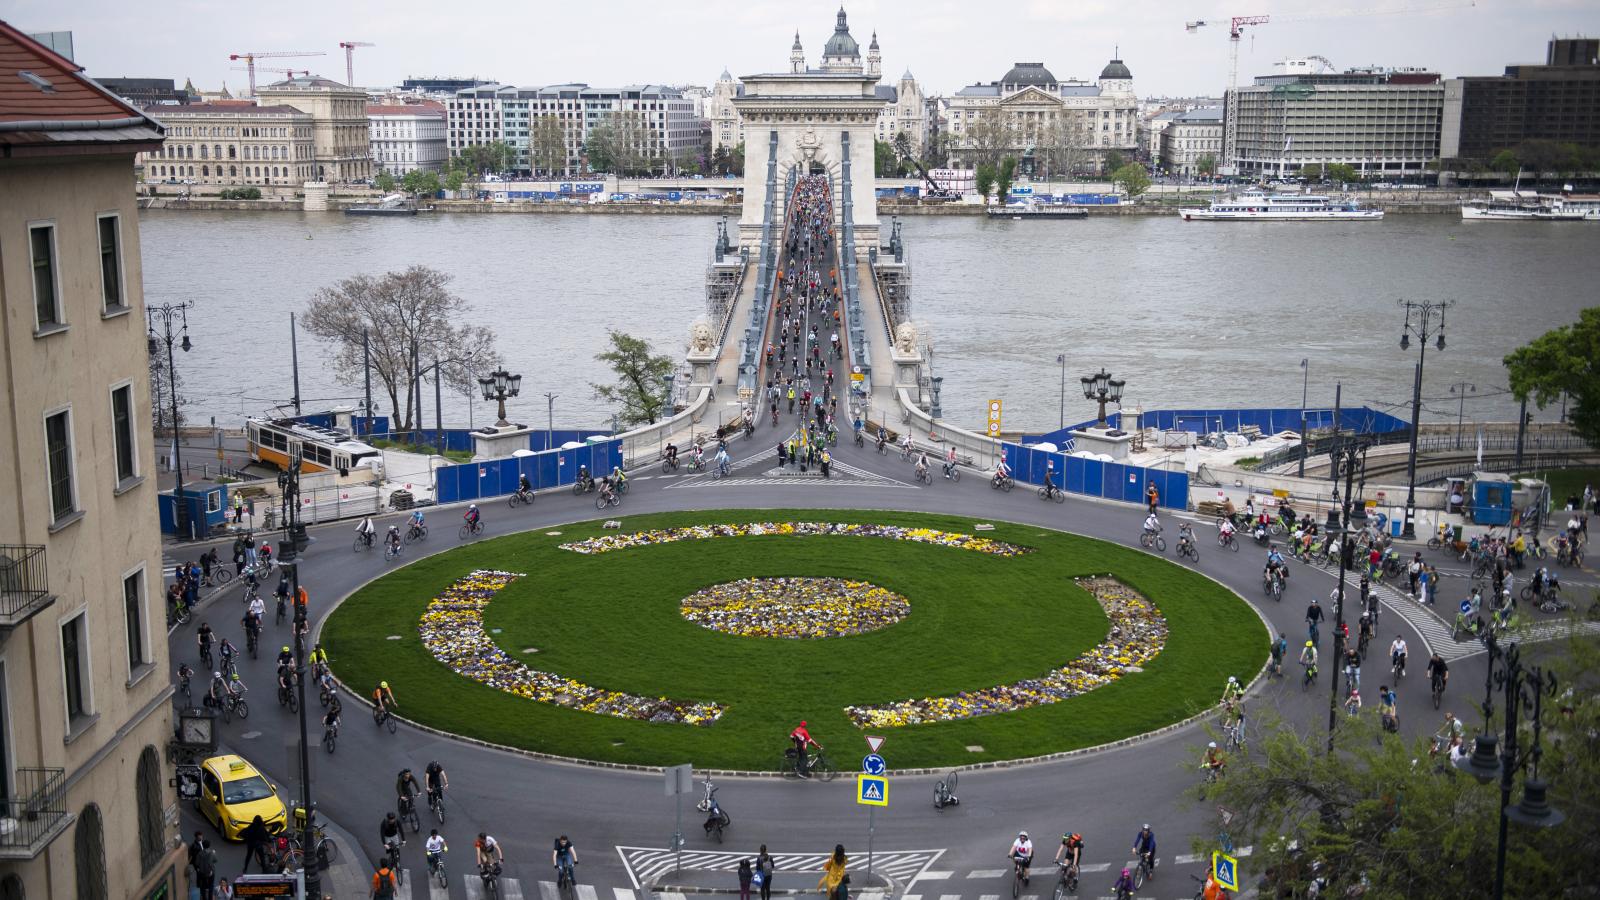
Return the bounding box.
[380,680,389,689]
[1227,676,1237,684]
[1208,741,1217,749]
[1018,830,1028,838]
[231,673,240,681]
[213,671,222,679]
[1142,824,1150,830]
[282,646,291,654]
[1121,868,1130,878]
[1306,640,1314,647]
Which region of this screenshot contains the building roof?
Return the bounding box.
[154,103,307,117]
[823,7,860,58]
[260,75,355,91]
[874,85,898,102]
[0,19,164,152]
[1003,62,1057,86]
[1100,58,1132,79]
[366,103,445,117]
[1174,105,1223,123]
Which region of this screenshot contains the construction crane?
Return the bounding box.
[231,66,311,82]
[228,51,326,97]
[339,41,375,87]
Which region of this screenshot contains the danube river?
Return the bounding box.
[138,209,1599,433]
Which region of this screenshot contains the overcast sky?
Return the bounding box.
[7,0,1598,98]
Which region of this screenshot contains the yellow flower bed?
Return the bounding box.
[681,577,910,639]
[559,521,1030,556]
[843,578,1167,727]
[417,569,724,725]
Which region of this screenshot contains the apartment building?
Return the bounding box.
[140,102,315,185]
[368,103,447,174]
[256,75,373,182]
[0,20,181,900]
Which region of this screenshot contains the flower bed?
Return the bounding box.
[681,577,910,639]
[844,578,1167,727]
[417,569,724,725]
[559,521,1030,557]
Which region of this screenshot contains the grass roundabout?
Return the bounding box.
[321,509,1265,770]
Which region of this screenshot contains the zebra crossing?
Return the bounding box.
[901,852,1252,900]
[377,869,630,900]
[618,846,944,888]
[659,457,911,490]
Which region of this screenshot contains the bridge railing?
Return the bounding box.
[737,132,786,400]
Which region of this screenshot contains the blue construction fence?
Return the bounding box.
[433,441,623,505]
[999,442,1189,510]
[360,427,612,454]
[1022,406,1409,447]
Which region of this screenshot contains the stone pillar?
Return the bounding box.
[471,424,536,461]
[302,181,329,211]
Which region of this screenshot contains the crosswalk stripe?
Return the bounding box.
[538,880,559,900]
[901,894,922,900]
[967,869,1007,879]
[501,878,526,900]
[463,873,483,900]
[395,871,413,900]
[428,873,449,900]
[939,894,963,900]
[917,872,953,881]
[576,885,598,900]
[614,890,636,900]
[858,893,887,900]
[1078,863,1111,873]
[978,893,999,900]
[657,893,688,900]
[1172,853,1201,866]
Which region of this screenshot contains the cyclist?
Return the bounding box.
[1008,830,1034,886]
[424,760,448,810]
[1053,832,1084,878]
[1220,675,1243,707]
[553,835,579,883]
[944,445,958,478]
[1263,544,1286,585]
[1434,711,1464,754]
[577,464,595,489]
[994,455,1012,487]
[385,525,402,554]
[1130,825,1157,879]
[611,467,628,492]
[1357,611,1374,653]
[1177,522,1195,555]
[715,445,731,477]
[424,830,447,877]
[322,702,341,740]
[1378,685,1399,732]
[1299,640,1318,677]
[218,636,239,674]
[1042,461,1058,499]
[1390,635,1409,678]
[1426,652,1449,697]
[1218,516,1236,545]
[1343,645,1362,693]
[373,681,397,718]
[207,670,230,709]
[197,621,214,665]
[275,644,293,670]
[379,811,404,858]
[898,431,914,458]
[227,671,248,701]
[308,642,329,673]
[1112,867,1136,898]
[397,767,422,816]
[241,607,262,653]
[356,516,376,547]
[915,452,930,482]
[1142,511,1161,539]
[274,575,290,617]
[408,507,426,534]
[463,504,480,531]
[1202,741,1225,776]
[1305,598,1324,644]
[1269,632,1288,676]
[475,833,504,872]
[518,472,533,500]
[665,442,679,468]
[876,425,888,454]
[789,720,822,778]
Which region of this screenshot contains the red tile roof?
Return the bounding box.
[0,19,163,152]
[366,103,446,117]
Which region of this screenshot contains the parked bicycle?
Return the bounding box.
[932,770,959,810]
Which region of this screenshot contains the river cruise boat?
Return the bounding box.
[1179,192,1383,221]
[345,193,426,216]
[986,202,1088,220]
[1461,190,1595,221]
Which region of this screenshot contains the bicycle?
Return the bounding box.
[1224,718,1245,752]
[1217,530,1239,552]
[428,850,448,889]
[277,681,298,713]
[943,463,962,483]
[480,861,502,897]
[781,748,837,781]
[1038,483,1065,504]
[286,825,337,870]
[914,467,932,484]
[384,542,402,561]
[1301,662,1319,691]
[275,594,287,627]
[458,520,485,540]
[428,787,446,824]
[556,859,578,891]
[404,523,429,544]
[203,568,233,588]
[168,600,192,628]
[353,531,374,553]
[991,472,1014,492]
[222,691,249,723]
[1139,530,1167,553]
[900,444,915,462]
[322,721,338,753]
[1011,857,1028,899]
[374,704,398,734]
[661,455,680,474]
[1133,850,1154,889]
[508,488,535,508]
[932,770,959,809]
[1431,675,1446,710]
[1177,539,1200,563]
[383,838,405,887]
[1051,863,1079,900]
[199,643,214,673]
[178,666,193,699]
[245,627,259,659]
[854,429,865,448]
[399,794,421,835]
[596,489,621,510]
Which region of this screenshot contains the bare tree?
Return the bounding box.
[530,115,568,176]
[960,109,1014,169]
[148,350,190,432]
[1038,114,1089,182]
[300,266,501,431]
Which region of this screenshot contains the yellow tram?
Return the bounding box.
[246,418,380,475]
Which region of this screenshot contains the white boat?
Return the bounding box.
[1460,190,1589,221]
[1178,192,1383,221]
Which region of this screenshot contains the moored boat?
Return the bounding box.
[1178,191,1383,221]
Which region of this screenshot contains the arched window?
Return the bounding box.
[74,804,107,900]
[228,146,236,159]
[199,145,208,159]
[201,165,209,177]
[229,166,236,177]
[1,873,24,900]
[137,746,163,873]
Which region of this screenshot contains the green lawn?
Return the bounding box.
[321,509,1265,769]
[1517,467,1600,510]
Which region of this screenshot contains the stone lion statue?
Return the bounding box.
[690,321,715,353]
[894,321,919,355]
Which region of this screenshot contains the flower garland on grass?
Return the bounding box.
[843,577,1167,727]
[681,577,910,639]
[417,569,725,725]
[559,522,1031,556]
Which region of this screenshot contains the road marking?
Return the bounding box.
[538,880,559,900]
[939,894,963,900]
[916,872,953,881]
[978,893,1000,900]
[967,870,1007,879]
[657,893,688,900]
[394,871,413,900]
[428,873,448,900]
[576,884,599,900]
[614,890,636,900]
[500,879,526,900]
[1172,853,1201,865]
[462,874,482,900]
[1078,863,1111,873]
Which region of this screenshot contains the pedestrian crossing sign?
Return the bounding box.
[856,773,888,806]
[1212,851,1239,891]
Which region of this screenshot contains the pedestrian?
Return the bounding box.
[194,839,218,900]
[818,845,848,900]
[244,532,258,568]
[241,814,272,874]
[232,536,246,576]
[757,845,775,900]
[216,879,234,900]
[232,492,244,524]
[188,830,206,869]
[1417,564,1432,605]
[738,858,754,900]
[820,449,831,478]
[1407,553,1422,596]
[778,442,787,467]
[1146,480,1159,514]
[186,859,202,900]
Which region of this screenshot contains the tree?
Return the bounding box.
[1196,153,1218,177]
[374,171,397,192]
[1200,633,1600,897]
[148,349,190,431]
[996,156,1017,203]
[530,115,568,176]
[1036,115,1088,180]
[1301,162,1326,182]
[301,266,501,432]
[1491,149,1521,180]
[974,162,996,203]
[584,124,617,174]
[875,139,898,178]
[1111,163,1150,198]
[591,330,675,427]
[1102,149,1126,174]
[1504,307,1600,447]
[401,169,441,196]
[962,109,1013,168]
[444,169,465,192]
[1326,163,1359,184]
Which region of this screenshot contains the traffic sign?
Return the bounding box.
[1460,599,1473,615]
[865,735,885,753]
[1212,851,1239,892]
[862,753,886,776]
[856,773,888,806]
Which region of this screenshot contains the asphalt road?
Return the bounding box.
[164,410,1526,900]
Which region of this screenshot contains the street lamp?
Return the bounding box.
[477,368,523,428]
[1397,299,1453,539]
[1080,368,1126,430]
[1453,633,1565,900]
[1298,358,1309,478]
[273,448,321,900]
[147,302,193,539]
[1322,435,1370,751]
[1056,354,1067,431]
[544,391,559,451]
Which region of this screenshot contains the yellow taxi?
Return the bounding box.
[196,754,288,841]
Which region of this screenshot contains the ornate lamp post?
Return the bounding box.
[1397,299,1452,538]
[478,368,522,428]
[147,302,193,538]
[1056,354,1067,431]
[1453,633,1565,900]
[274,448,320,900]
[1322,435,1370,750]
[1079,368,1126,429]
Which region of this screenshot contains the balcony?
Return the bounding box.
[0,545,56,632]
[0,767,72,860]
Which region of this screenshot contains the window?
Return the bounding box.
[61,613,90,723]
[45,409,77,522]
[123,570,147,671]
[136,747,163,873]
[73,804,107,900]
[30,224,60,329]
[97,215,124,311]
[110,384,137,485]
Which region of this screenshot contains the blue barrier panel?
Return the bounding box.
[1080,458,1104,498]
[1063,455,1087,494]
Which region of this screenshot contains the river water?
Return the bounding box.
[138,209,1599,433]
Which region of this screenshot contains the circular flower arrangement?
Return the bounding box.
[681,577,910,639]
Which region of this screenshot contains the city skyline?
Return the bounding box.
[9,0,1598,99]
